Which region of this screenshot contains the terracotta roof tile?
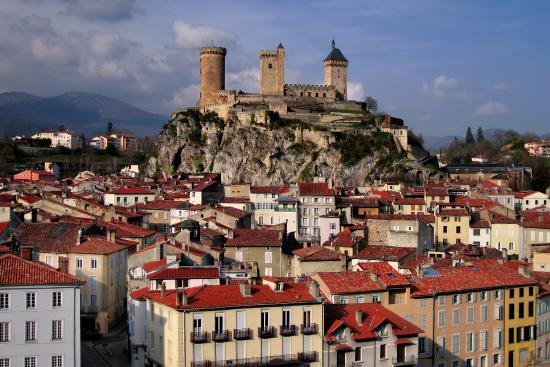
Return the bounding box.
[68,237,128,255]
[0,253,81,286]
[147,266,219,280]
[293,246,344,261]
[142,259,168,273]
[225,229,282,247]
[250,186,289,194]
[357,246,415,262]
[298,182,335,196]
[17,222,85,253]
[316,271,386,294]
[109,186,153,195]
[356,262,411,287]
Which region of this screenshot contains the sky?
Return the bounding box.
[0,0,549,136]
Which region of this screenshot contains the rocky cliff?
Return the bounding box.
[147,110,434,186]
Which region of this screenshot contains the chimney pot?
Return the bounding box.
[161,282,166,298]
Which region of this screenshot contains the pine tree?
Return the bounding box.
[477,127,485,143]
[465,127,475,145]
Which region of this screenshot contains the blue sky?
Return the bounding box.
[0,0,549,136]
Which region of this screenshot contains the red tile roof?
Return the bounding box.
[355,262,411,287]
[298,182,336,196]
[437,208,470,217]
[293,246,344,262]
[514,191,539,199]
[356,246,415,262]
[0,245,10,253]
[323,231,360,248]
[17,222,85,253]
[250,186,289,194]
[129,287,150,300]
[489,211,517,224]
[220,197,250,203]
[68,237,128,255]
[325,303,423,342]
[146,282,320,310]
[213,206,250,219]
[365,214,435,224]
[19,194,41,204]
[410,259,538,297]
[225,229,282,247]
[316,271,386,294]
[137,200,183,210]
[0,254,81,286]
[142,259,168,273]
[147,266,220,280]
[395,197,426,205]
[110,221,156,238]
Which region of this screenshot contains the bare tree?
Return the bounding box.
[364,96,379,113]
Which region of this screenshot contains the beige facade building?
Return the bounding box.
[141,278,323,367]
[435,209,470,246]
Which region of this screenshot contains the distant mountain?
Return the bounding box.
[0,91,168,137]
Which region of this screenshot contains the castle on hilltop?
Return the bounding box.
[197,40,349,111]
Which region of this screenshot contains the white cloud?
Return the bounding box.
[170,84,200,107]
[89,33,129,57]
[80,61,128,79]
[29,37,75,64]
[226,68,259,93]
[172,20,235,49]
[421,74,458,99]
[347,81,365,101]
[474,101,510,116]
[494,82,512,92]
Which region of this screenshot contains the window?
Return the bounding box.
[437,336,446,357]
[480,329,488,351]
[52,292,62,308]
[518,302,524,318]
[24,357,36,367]
[51,355,63,367]
[0,322,9,342]
[509,328,514,343]
[481,291,489,301]
[456,226,461,234]
[481,305,488,322]
[330,223,336,230]
[467,307,475,323]
[529,286,534,296]
[0,293,9,309]
[26,293,36,309]
[418,337,426,353]
[52,320,62,340]
[25,321,36,342]
[0,358,10,367]
[91,258,98,269]
[493,328,502,348]
[420,299,427,307]
[467,292,476,303]
[340,296,348,304]
[419,314,427,329]
[354,347,362,362]
[466,332,476,352]
[519,288,524,297]
[453,294,460,304]
[466,358,474,367]
[452,308,460,325]
[261,310,269,330]
[452,334,460,354]
[356,296,365,303]
[529,301,534,317]
[509,304,515,319]
[493,353,500,365]
[510,288,515,298]
[438,310,446,327]
[76,257,83,269]
[443,225,448,233]
[495,304,503,320]
[264,251,272,264]
[495,289,502,300]
[379,344,386,359]
[438,295,446,306]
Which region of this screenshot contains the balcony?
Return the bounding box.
[279,325,297,336]
[257,326,276,338]
[190,331,209,343]
[299,351,318,362]
[233,328,252,340]
[212,330,232,342]
[198,353,315,367]
[392,355,417,366]
[300,323,318,335]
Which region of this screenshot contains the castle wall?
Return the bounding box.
[284,84,337,101]
[382,126,409,151]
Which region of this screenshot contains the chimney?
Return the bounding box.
[161,282,166,298]
[240,283,252,297]
[308,281,320,298]
[175,289,187,306]
[76,228,83,245]
[58,257,69,274]
[106,227,116,243]
[501,248,508,261]
[21,247,33,261]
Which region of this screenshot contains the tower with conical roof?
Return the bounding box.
[323,40,348,101]
[259,43,285,96]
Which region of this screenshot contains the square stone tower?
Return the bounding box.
[323,40,348,101]
[259,43,285,96]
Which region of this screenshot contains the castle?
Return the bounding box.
[197,40,349,111]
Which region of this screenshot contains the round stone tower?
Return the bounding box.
[199,46,227,107]
[323,40,348,101]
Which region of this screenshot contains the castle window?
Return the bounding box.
[315,93,319,97]
[308,92,311,97]
[323,93,326,98]
[268,63,273,69]
[300,92,304,97]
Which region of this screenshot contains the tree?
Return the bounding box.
[477,127,485,143]
[364,96,378,113]
[106,122,113,134]
[465,127,475,145]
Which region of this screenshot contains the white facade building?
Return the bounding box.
[32,130,83,150]
[0,254,82,367]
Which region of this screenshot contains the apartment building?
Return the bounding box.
[514,191,550,211]
[435,209,470,246]
[67,237,128,334]
[489,212,520,256]
[324,303,422,367]
[0,253,82,367]
[298,182,336,244]
[104,186,155,207]
[224,228,286,277]
[142,278,323,367]
[249,186,298,233]
[32,129,83,150]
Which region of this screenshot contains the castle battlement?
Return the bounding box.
[285,83,333,89]
[258,50,277,56]
[200,47,227,55]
